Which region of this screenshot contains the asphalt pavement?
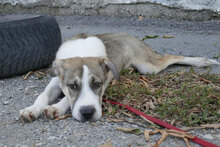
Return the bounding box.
[0,15,220,147]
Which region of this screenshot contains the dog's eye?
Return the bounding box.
[92,82,102,89]
[68,84,79,90]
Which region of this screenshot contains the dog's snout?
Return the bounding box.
[80,105,96,121]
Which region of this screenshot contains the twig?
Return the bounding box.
[183,138,191,147]
[140,115,155,125]
[154,130,168,147]
[144,129,150,142]
[181,123,220,131]
[55,114,72,120]
[199,78,211,84]
[23,69,49,80]
[23,71,33,80]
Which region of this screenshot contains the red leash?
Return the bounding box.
[103,99,219,147]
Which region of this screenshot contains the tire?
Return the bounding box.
[0,15,62,78]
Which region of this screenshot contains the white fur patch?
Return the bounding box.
[19,77,61,119]
[72,65,102,121]
[181,57,220,67]
[56,37,107,59]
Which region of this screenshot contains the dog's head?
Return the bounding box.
[51,57,119,122]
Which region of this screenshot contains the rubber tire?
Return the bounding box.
[0,15,62,78]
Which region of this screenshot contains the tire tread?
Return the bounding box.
[0,16,61,78]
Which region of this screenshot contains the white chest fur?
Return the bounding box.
[56,37,107,59]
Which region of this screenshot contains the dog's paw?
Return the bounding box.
[19,106,42,123]
[43,106,64,119]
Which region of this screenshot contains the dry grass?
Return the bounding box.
[103,68,220,127]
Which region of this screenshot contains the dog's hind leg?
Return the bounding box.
[133,54,220,74]
[43,97,70,119]
[19,77,62,122]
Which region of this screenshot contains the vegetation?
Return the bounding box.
[104,68,220,126]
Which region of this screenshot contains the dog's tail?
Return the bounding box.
[133,54,220,74]
[162,55,220,68]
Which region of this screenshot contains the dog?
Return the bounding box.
[19,33,219,122]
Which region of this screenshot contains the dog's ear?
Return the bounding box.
[99,57,120,81]
[50,59,63,77]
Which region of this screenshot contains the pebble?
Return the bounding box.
[0,92,2,97]
[190,130,195,134]
[48,136,56,140]
[210,130,215,133]
[81,135,89,140]
[36,143,43,146]
[3,100,10,105]
[14,117,19,121]
[135,140,146,146]
[131,124,139,128]
[202,134,213,140]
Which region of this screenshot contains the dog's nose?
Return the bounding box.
[79,105,96,121]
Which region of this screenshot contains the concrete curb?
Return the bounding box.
[0,0,220,21]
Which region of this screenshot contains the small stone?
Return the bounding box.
[131,124,139,128]
[202,134,213,140]
[0,92,2,97]
[49,136,56,140]
[3,100,10,105]
[14,117,19,121]
[36,143,43,146]
[210,130,215,133]
[135,140,145,146]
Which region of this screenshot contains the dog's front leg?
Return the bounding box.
[19,77,62,122]
[43,97,70,119]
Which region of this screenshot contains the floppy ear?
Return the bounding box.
[99,58,120,81]
[50,59,63,77]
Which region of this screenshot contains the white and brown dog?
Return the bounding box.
[19,33,219,122]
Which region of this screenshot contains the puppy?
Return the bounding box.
[19,33,219,122]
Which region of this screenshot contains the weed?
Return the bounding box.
[104,69,220,126]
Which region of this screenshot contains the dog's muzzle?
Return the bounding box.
[79,105,96,121]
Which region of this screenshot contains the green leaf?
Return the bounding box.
[213,54,219,59]
[115,127,142,135]
[142,35,159,40]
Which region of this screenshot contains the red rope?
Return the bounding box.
[103,99,219,147]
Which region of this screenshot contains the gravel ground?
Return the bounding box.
[0,15,220,147]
